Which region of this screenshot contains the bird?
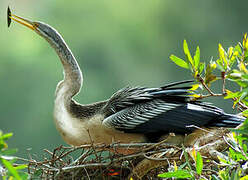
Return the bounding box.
[8,8,244,148]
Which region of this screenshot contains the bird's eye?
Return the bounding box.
[33,22,39,28]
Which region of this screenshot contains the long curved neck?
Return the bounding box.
[52,37,83,104]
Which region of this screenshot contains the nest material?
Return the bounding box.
[21,128,232,179]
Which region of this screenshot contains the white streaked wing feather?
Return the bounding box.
[103,99,179,129]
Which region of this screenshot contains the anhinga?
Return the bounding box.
[8,8,244,147]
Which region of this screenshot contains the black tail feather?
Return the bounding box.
[161,79,194,89]
[211,114,245,128]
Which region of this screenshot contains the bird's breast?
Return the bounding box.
[53,99,85,145]
[53,88,145,146]
[53,100,145,146]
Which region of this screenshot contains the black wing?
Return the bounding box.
[103,80,193,115]
[102,80,244,136]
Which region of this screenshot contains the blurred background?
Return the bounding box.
[0,0,248,157]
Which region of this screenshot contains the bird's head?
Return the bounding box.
[8,8,83,95]
[9,11,64,49]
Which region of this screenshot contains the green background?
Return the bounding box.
[0,0,247,157]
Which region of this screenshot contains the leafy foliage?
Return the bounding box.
[0,131,28,179]
[160,34,248,179]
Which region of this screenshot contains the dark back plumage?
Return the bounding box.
[101,80,244,141]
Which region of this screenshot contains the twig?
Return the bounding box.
[186,125,211,133]
[233,97,248,110]
[221,71,226,94]
[70,149,91,166]
[143,153,169,161]
[142,135,177,152]
[194,74,225,101]
[197,75,215,96]
[87,129,104,176]
[83,167,90,180]
[60,162,111,172]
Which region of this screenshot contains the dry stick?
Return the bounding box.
[51,142,173,150]
[58,143,105,150]
[186,125,211,133]
[86,129,104,176]
[70,149,91,166]
[52,145,64,167]
[197,75,215,96]
[109,142,154,148]
[143,152,170,161]
[83,167,91,180]
[59,162,111,173]
[39,163,59,172]
[86,129,101,162]
[26,142,184,178]
[113,148,177,163]
[195,74,224,100]
[185,125,224,138]
[221,71,226,95]
[32,147,80,166]
[233,97,248,110]
[129,148,181,179]
[49,142,178,164]
[51,146,91,164]
[44,149,64,165]
[222,136,237,152]
[29,145,185,179]
[55,148,100,179]
[28,143,159,168]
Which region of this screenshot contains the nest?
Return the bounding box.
[19,128,234,179]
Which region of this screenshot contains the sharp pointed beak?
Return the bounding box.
[8,7,36,31]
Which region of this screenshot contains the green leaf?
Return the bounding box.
[229,148,246,161]
[234,43,242,54]
[194,46,200,69]
[196,152,203,175]
[216,59,225,72]
[224,91,240,99]
[198,62,205,74]
[218,43,228,70]
[183,40,194,67]
[0,133,13,141]
[15,164,27,170]
[241,175,248,180]
[242,74,248,79]
[219,169,230,180]
[182,145,192,170]
[1,158,21,180]
[243,100,248,106]
[239,89,248,102]
[242,109,248,116]
[232,129,248,136]
[169,55,189,69]
[244,50,248,62]
[230,170,240,180]
[158,170,192,178]
[235,80,248,88]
